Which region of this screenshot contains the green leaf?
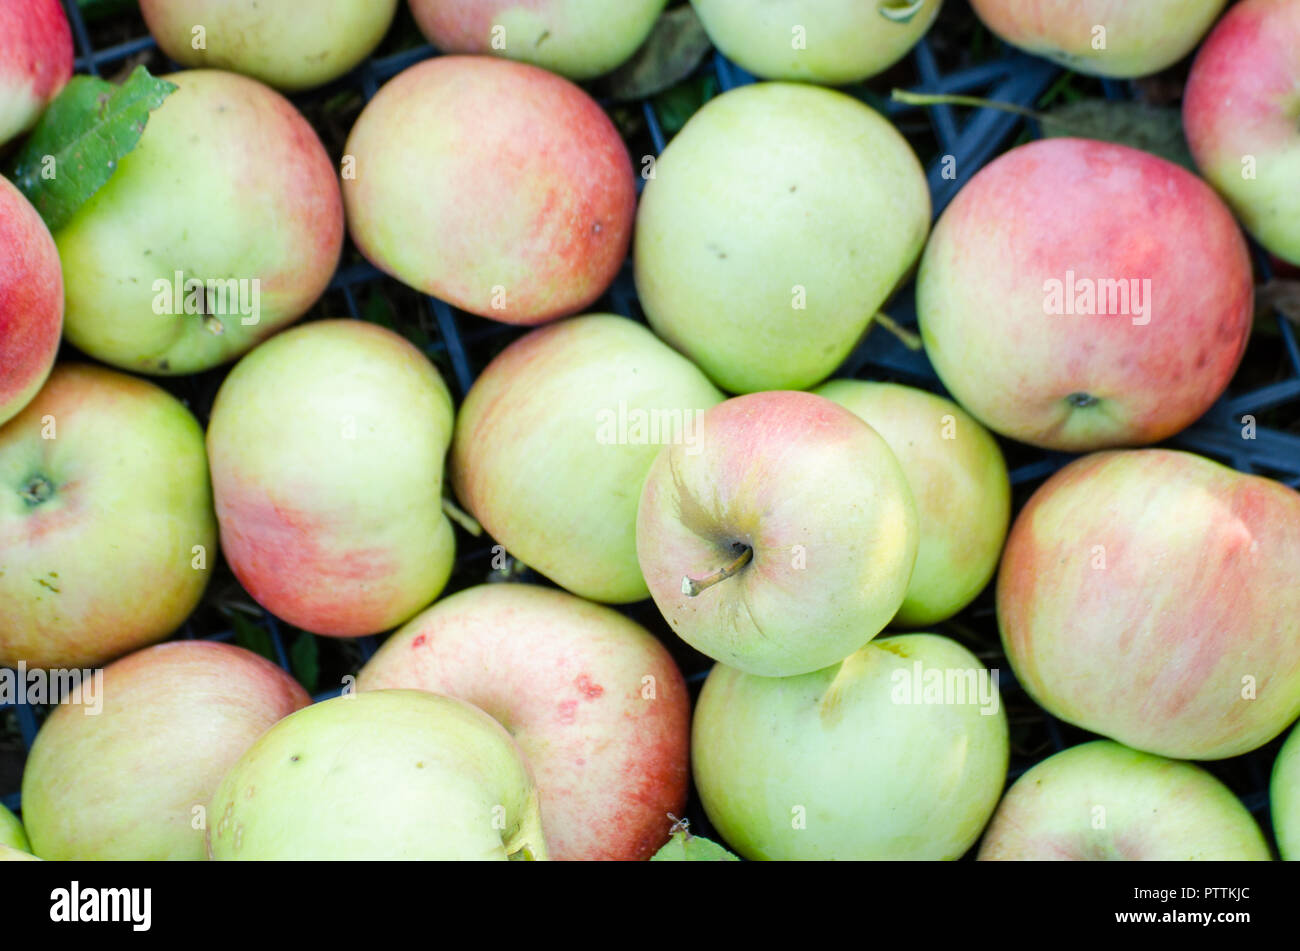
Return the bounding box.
[8,65,177,232]
[230,614,276,664]
[1039,100,1196,172]
[651,829,740,862]
[603,6,714,103]
[289,631,321,695]
[651,73,719,136]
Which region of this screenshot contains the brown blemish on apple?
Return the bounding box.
[575,674,603,699]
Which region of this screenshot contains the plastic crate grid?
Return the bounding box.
[3,1,1298,844]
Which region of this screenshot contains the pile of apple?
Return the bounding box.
[1,0,1299,862]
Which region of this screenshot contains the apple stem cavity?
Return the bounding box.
[1066,392,1100,409]
[873,312,923,351]
[682,544,753,597]
[879,0,928,24]
[441,496,483,536]
[19,475,54,507]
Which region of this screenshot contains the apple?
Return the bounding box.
[1273,723,1300,860]
[635,82,930,394]
[0,364,217,669]
[208,689,549,860]
[409,0,668,80]
[917,137,1253,452]
[0,802,28,853]
[357,582,689,861]
[636,390,918,677]
[691,0,943,84]
[999,449,1300,761]
[452,314,723,604]
[0,845,39,861]
[207,319,456,638]
[814,380,1010,627]
[139,0,399,91]
[1184,0,1300,267]
[0,0,72,146]
[343,56,635,327]
[55,69,343,376]
[693,633,1008,860]
[968,0,1228,78]
[0,175,62,429]
[978,740,1271,860]
[651,825,739,861]
[20,641,309,861]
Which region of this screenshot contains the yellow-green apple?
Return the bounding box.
[207,320,455,637]
[357,583,689,861]
[635,82,930,394]
[0,845,39,860]
[55,69,343,376]
[20,641,309,860]
[691,0,943,84]
[0,0,72,145]
[978,740,1271,860]
[815,380,1010,627]
[409,0,668,80]
[452,314,723,603]
[693,633,1008,860]
[968,0,1228,78]
[1184,0,1300,267]
[343,56,635,326]
[0,175,62,428]
[139,0,399,91]
[0,364,216,669]
[0,802,28,853]
[208,690,549,860]
[1274,723,1300,860]
[998,449,1300,760]
[917,137,1253,452]
[636,390,918,677]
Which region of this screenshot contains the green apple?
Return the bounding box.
[207,319,456,637]
[207,690,549,860]
[692,0,943,84]
[693,633,1008,859]
[55,69,343,375]
[651,826,739,861]
[139,0,399,91]
[815,380,1010,627]
[969,0,1227,78]
[409,0,668,80]
[635,82,930,394]
[20,641,309,860]
[1273,723,1300,860]
[637,391,917,677]
[452,314,723,604]
[0,802,28,853]
[0,364,216,669]
[979,740,1271,860]
[0,845,39,861]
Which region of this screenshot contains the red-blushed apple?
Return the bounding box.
[917,137,1253,452]
[409,0,668,80]
[635,81,931,394]
[139,0,399,91]
[691,0,943,84]
[343,56,635,326]
[55,69,343,375]
[0,364,217,669]
[0,0,72,145]
[1184,0,1300,267]
[20,641,310,860]
[978,740,1271,860]
[0,175,62,428]
[998,449,1300,761]
[636,390,918,677]
[356,583,689,861]
[814,380,1010,627]
[0,802,28,853]
[451,314,723,603]
[1274,723,1300,860]
[208,690,549,860]
[693,634,1008,860]
[968,0,1228,78]
[206,320,456,638]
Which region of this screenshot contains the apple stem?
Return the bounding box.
[682,545,753,597]
[890,89,1044,120]
[873,312,923,351]
[441,496,483,536]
